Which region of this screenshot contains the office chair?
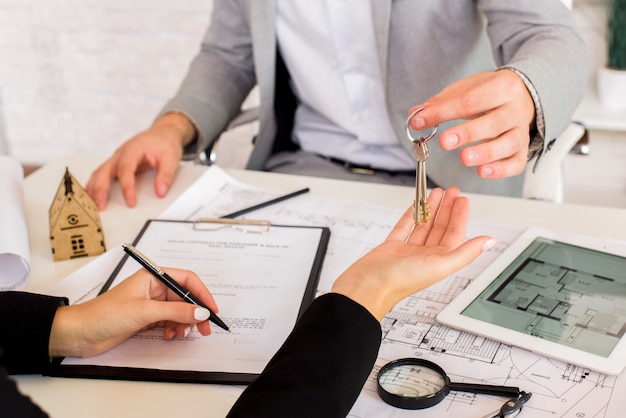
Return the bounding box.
[522,122,586,203]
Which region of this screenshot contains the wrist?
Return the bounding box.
[331,275,395,322]
[49,305,87,358]
[153,112,198,148]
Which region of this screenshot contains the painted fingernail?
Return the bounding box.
[482,239,497,252]
[194,307,211,321]
[183,326,192,338]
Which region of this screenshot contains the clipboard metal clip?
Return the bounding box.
[193,218,271,234]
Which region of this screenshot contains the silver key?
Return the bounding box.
[405,107,439,225]
[412,139,430,224]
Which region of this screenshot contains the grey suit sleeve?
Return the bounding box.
[160,0,257,157]
[479,0,588,159]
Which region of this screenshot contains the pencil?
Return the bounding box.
[221,187,310,218]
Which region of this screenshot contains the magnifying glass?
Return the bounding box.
[377,358,522,410]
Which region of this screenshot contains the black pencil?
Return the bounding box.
[221,187,310,219]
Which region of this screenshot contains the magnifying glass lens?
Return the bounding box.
[378,364,446,397]
[377,358,451,409]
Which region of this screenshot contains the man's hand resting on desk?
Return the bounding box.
[409,70,536,180]
[86,113,196,210]
[48,268,218,359]
[331,187,495,321]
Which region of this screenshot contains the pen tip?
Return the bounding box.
[228,328,232,333]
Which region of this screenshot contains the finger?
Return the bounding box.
[165,318,212,339]
[86,163,116,211]
[437,194,472,250]
[475,150,528,179]
[406,188,444,245]
[162,268,219,313]
[141,300,212,333]
[115,153,142,208]
[460,132,525,168]
[435,236,495,277]
[154,155,180,198]
[438,106,519,151]
[424,187,462,247]
[410,82,501,128]
[410,70,530,130]
[385,206,415,242]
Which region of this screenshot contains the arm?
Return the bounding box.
[228,188,494,417]
[0,292,62,417]
[86,0,256,210]
[410,0,587,179]
[0,292,66,375]
[1,268,218,370]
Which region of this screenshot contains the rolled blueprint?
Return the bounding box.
[0,155,30,290]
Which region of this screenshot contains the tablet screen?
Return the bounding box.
[461,237,626,358]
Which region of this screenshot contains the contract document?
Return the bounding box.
[50,218,329,384]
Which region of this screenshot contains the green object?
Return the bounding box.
[608,0,626,70]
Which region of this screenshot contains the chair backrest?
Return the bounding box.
[522,122,586,203]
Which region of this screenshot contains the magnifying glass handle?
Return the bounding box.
[448,382,520,398]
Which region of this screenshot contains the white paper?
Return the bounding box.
[60,220,325,376]
[45,166,626,415]
[0,155,30,290]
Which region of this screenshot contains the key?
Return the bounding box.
[412,139,430,225]
[405,107,438,226]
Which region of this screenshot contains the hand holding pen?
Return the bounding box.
[122,243,231,333]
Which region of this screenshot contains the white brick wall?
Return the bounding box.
[0,0,214,165]
[1,0,625,208]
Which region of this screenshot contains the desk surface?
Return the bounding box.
[15,154,626,418]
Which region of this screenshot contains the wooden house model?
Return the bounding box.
[49,168,106,261]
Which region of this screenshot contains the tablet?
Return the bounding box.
[438,227,626,375]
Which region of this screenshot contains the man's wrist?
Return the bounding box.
[153,112,198,148]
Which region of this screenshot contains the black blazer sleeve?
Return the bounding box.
[227,293,382,418]
[0,292,67,418]
[0,292,67,375]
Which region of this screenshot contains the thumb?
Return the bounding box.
[443,236,495,274]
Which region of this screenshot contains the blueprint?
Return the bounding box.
[53,166,626,417]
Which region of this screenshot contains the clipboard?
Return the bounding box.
[49,218,330,384]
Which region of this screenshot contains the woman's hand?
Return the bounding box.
[331,187,495,321]
[49,268,218,358]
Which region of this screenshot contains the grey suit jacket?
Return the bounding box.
[164,0,587,196]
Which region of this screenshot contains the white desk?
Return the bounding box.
[14,154,626,417]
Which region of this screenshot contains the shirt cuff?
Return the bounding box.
[498,66,546,173]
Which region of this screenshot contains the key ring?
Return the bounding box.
[405,107,438,144]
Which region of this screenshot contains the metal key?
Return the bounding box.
[405,108,438,225]
[412,139,430,224]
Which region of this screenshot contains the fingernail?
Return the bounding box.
[156,182,169,197]
[183,326,192,338]
[194,307,210,321]
[444,133,459,149]
[482,166,494,177]
[482,238,497,252]
[412,117,425,129]
[465,150,478,165]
